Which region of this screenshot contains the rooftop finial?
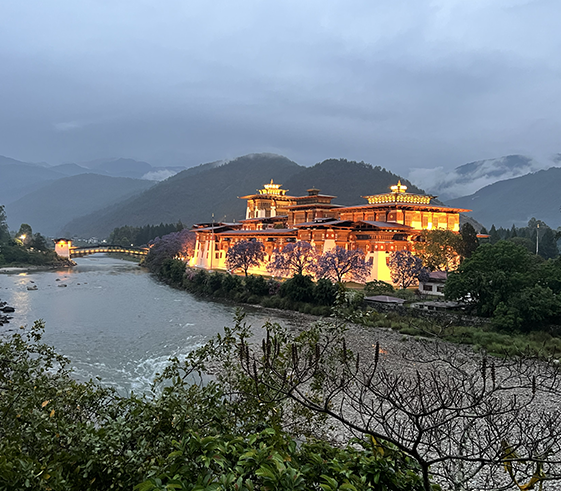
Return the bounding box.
[390,181,407,193]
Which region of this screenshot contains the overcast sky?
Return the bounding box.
[1,0,560,180]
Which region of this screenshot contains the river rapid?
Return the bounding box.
[0,255,305,394]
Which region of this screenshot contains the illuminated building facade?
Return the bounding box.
[190,180,470,283]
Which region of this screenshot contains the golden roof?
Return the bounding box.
[258,179,288,196]
[363,181,433,205]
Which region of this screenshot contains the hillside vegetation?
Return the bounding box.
[61,154,425,238]
[446,167,561,228]
[6,174,155,236]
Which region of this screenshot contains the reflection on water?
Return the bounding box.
[0,255,305,394]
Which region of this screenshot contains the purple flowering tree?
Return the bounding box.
[144,229,196,271]
[388,250,430,289]
[226,239,265,277]
[315,246,371,283]
[266,241,318,278]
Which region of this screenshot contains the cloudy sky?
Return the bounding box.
[1,0,560,181]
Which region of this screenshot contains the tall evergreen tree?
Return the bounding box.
[489,225,500,244]
[460,223,479,259]
[0,205,9,243]
[539,227,559,259]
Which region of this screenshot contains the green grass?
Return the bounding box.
[385,319,561,358]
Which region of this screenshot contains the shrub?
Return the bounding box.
[314,278,338,305]
[205,271,223,295]
[279,274,315,303]
[244,275,269,297]
[222,273,244,298]
[365,279,395,295]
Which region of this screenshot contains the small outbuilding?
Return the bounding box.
[365,295,406,306]
[418,271,447,296]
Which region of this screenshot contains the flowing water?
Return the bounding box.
[0,255,305,394]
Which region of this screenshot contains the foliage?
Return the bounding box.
[143,229,196,271]
[279,273,316,303]
[364,279,395,295]
[538,227,559,260]
[238,316,561,491]
[459,222,479,259]
[244,274,269,296]
[445,241,561,331]
[388,250,429,289]
[0,208,62,266]
[414,229,462,272]
[137,431,424,491]
[108,222,185,247]
[485,219,559,260]
[314,277,338,305]
[16,223,33,246]
[266,240,318,277]
[0,318,425,491]
[225,239,265,277]
[0,205,9,243]
[316,246,371,283]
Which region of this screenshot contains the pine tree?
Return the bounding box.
[489,225,500,244]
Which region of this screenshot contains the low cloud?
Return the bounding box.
[141,169,178,181]
[408,155,558,201]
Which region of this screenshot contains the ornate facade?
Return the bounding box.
[190,180,470,283]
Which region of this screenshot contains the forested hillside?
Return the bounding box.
[6,174,155,236]
[61,154,303,238]
[61,155,426,238]
[446,167,561,228]
[285,158,424,203]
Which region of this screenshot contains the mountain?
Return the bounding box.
[78,157,186,180]
[408,155,552,201]
[5,174,155,236]
[60,154,303,238]
[446,167,561,229]
[49,163,91,176]
[284,158,424,203]
[0,156,67,205]
[80,158,153,178]
[60,154,429,238]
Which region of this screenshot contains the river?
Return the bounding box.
[0,255,306,394]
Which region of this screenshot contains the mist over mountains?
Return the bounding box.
[408,155,556,201]
[447,167,561,229]
[1,152,560,238]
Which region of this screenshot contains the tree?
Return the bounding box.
[144,229,196,272]
[414,229,462,272]
[459,223,479,259]
[489,224,500,244]
[388,250,429,289]
[315,246,371,283]
[29,233,49,251]
[267,241,318,277]
[445,241,561,330]
[538,226,559,260]
[225,239,265,276]
[235,319,561,491]
[0,205,9,244]
[16,223,33,246]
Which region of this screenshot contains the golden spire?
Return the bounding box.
[258,179,287,196]
[390,181,407,193]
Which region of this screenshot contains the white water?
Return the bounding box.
[0,255,304,394]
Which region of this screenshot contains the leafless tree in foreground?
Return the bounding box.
[236,319,561,491]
